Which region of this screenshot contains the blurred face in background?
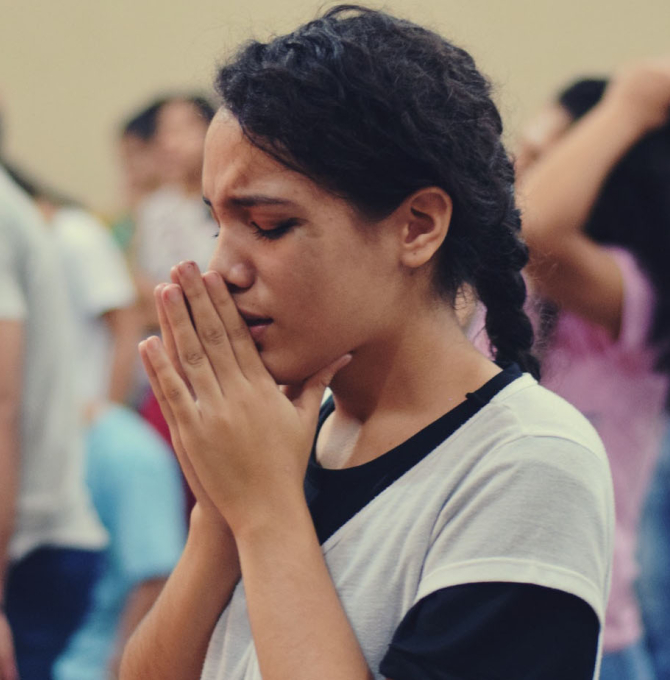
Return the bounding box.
[155,99,210,191]
[118,132,161,209]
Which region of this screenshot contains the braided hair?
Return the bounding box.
[215,5,539,378]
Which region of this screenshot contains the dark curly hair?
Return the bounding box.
[214,4,539,378]
[558,78,670,375]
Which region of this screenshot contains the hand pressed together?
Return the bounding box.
[139,260,350,536]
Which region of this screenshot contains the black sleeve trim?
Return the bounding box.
[379,582,599,680]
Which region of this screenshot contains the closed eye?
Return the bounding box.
[251,218,301,241]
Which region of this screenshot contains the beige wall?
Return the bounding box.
[1,0,668,214]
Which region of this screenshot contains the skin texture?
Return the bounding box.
[121,111,501,680]
[518,57,670,340]
[0,320,23,680]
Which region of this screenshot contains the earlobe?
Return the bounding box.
[400,188,452,269]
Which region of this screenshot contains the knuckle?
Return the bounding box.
[164,384,183,402]
[229,323,250,343]
[200,324,227,346]
[183,349,205,367]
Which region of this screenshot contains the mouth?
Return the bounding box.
[239,310,273,343]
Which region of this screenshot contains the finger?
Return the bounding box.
[290,353,352,426]
[139,340,180,439]
[155,283,190,388]
[161,284,227,402]
[203,270,268,380]
[174,261,242,386]
[140,335,200,428]
[140,342,210,499]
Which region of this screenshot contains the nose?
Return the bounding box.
[207,227,255,293]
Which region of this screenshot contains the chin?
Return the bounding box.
[260,349,331,387]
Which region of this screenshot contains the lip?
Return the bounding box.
[238,309,273,343]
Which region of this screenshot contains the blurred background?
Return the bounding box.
[1,0,669,214]
[3,3,670,679]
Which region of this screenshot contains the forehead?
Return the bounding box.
[158,100,206,130]
[202,110,328,207]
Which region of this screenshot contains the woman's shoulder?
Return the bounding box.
[460,374,609,468]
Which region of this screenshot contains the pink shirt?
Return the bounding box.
[540,248,668,652]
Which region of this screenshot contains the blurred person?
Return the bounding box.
[121,7,613,680]
[518,59,670,680]
[111,99,166,255]
[0,163,107,680]
[46,199,187,680]
[3,166,188,680]
[133,95,217,311]
[131,95,217,512]
[638,421,670,680]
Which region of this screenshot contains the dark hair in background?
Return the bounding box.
[215,4,539,378]
[558,78,670,374]
[121,98,168,140]
[121,94,216,140]
[184,95,216,123]
[2,160,79,208]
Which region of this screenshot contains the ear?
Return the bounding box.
[397,187,453,269]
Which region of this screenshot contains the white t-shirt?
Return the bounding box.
[134,185,217,283]
[201,373,614,680]
[51,207,136,404]
[0,168,107,560]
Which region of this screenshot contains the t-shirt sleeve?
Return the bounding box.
[607,247,657,352]
[379,582,599,680]
[55,210,136,317]
[413,435,612,629]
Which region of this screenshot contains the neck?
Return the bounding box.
[328,306,499,425]
[317,307,500,469]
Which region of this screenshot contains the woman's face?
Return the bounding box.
[202,111,407,385]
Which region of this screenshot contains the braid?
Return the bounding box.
[477,260,540,380]
[473,198,540,380]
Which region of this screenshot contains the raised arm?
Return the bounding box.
[519,58,670,338]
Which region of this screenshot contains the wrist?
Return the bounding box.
[599,91,659,140]
[188,505,238,561]
[232,491,313,549]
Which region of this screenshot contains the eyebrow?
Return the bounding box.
[202,194,298,209]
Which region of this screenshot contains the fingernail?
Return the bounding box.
[180,260,197,274]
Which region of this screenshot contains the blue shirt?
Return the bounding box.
[55,405,186,680]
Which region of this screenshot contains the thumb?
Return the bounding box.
[290,353,352,423]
